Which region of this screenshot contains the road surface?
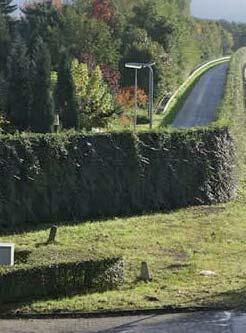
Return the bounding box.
[1,311,246,332]
[172,63,228,128]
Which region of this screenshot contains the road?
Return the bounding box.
[1,311,246,333]
[172,63,228,128]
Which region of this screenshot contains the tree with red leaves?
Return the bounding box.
[116,87,147,109]
[92,0,114,24]
[100,64,120,94]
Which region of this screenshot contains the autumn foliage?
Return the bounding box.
[100,64,120,93]
[116,87,147,109]
[92,0,114,24]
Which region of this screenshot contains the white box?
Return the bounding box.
[0,243,15,266]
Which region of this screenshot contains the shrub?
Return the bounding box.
[0,257,124,304]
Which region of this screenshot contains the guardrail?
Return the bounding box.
[162,56,231,115]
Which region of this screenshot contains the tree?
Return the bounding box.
[0,12,10,70]
[20,2,63,66]
[71,60,114,130]
[116,87,147,109]
[7,35,32,131]
[120,26,169,98]
[71,58,89,101]
[92,0,115,24]
[131,1,173,49]
[62,8,120,66]
[100,64,120,94]
[55,52,78,129]
[81,65,114,130]
[29,37,54,133]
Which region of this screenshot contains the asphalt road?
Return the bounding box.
[1,311,246,333]
[172,63,228,128]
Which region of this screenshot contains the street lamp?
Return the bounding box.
[125,63,141,131]
[125,62,155,130]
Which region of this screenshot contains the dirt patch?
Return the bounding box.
[159,248,188,261]
[166,263,191,270]
[192,206,225,218]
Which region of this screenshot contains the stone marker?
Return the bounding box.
[47,225,57,243]
[199,270,217,277]
[140,261,152,282]
[0,243,15,266]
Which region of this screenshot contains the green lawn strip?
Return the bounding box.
[1,181,246,314]
[161,59,230,127]
[108,108,163,132]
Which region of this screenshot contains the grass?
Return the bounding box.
[161,58,230,127]
[108,108,164,132]
[1,170,246,315]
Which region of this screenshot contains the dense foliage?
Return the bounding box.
[215,48,246,183]
[0,128,234,229]
[220,21,246,51]
[0,257,123,304]
[0,0,235,133]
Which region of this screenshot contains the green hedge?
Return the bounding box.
[0,257,123,304]
[0,128,234,230]
[215,48,246,182]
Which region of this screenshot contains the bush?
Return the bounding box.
[0,128,234,230]
[215,47,246,183]
[0,257,123,304]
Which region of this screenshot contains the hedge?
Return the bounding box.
[215,47,246,183]
[0,127,235,231]
[0,257,123,304]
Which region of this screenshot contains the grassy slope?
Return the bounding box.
[1,173,246,315]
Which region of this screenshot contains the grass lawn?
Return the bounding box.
[108,108,164,132]
[1,175,246,315]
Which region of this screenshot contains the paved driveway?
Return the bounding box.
[1,311,246,333]
[172,63,228,128]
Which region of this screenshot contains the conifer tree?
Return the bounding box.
[7,36,32,131]
[29,37,54,133]
[55,52,78,129]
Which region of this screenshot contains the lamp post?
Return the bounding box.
[146,63,155,129]
[125,62,155,130]
[125,63,142,131]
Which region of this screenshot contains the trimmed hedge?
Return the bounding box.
[215,47,246,183]
[0,257,123,304]
[0,128,235,230]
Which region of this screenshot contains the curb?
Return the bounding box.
[0,306,234,320]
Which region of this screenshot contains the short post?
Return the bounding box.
[0,243,15,266]
[47,225,57,243]
[140,261,152,282]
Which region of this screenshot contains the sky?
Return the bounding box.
[191,0,246,22]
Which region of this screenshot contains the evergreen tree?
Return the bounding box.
[0,12,10,71]
[7,36,32,131]
[55,52,78,129]
[29,37,54,133]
